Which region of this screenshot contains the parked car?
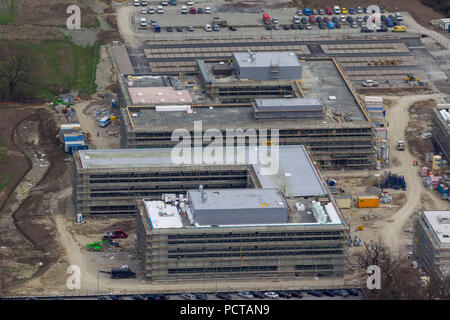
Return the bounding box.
[380,7,385,13]
[312,9,318,15]
[265,24,272,30]
[131,294,145,300]
[319,9,325,15]
[140,18,147,27]
[195,293,207,300]
[356,6,363,14]
[309,15,316,23]
[228,26,236,31]
[170,0,177,5]
[166,26,173,32]
[323,17,329,23]
[293,15,301,24]
[161,0,168,5]
[204,24,212,31]
[341,8,348,14]
[141,8,147,14]
[186,0,194,5]
[134,0,140,7]
[213,24,219,31]
[216,292,231,300]
[349,7,355,14]
[180,293,196,300]
[157,5,164,13]
[325,6,333,15]
[141,0,148,5]
[205,6,211,14]
[154,25,160,32]
[307,290,323,297]
[356,16,363,22]
[377,26,388,32]
[316,16,323,24]
[340,15,346,22]
[301,17,308,24]
[251,291,266,299]
[332,16,338,23]
[176,26,183,32]
[197,7,203,14]
[328,22,335,29]
[181,6,188,14]
[290,23,297,30]
[111,267,136,279]
[189,7,196,14]
[148,6,155,14]
[303,8,311,16]
[290,291,303,298]
[237,291,254,299]
[305,24,312,30]
[297,9,303,15]
[351,22,357,28]
[187,25,194,31]
[283,24,290,30]
[335,22,341,29]
[322,289,335,297]
[273,24,280,30]
[346,288,359,296]
[278,291,292,299]
[264,291,279,299]
[319,23,326,29]
[272,17,279,24]
[334,290,350,297]
[297,24,304,30]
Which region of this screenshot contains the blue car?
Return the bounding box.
[386,19,394,27]
[303,8,311,16]
[154,25,161,32]
[349,8,355,14]
[328,22,335,29]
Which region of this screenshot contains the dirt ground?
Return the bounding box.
[15,0,97,27]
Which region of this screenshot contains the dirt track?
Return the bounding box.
[377,93,448,255]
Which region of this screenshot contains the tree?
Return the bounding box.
[0,42,35,100]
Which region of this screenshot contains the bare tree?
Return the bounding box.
[0,42,35,100]
[353,241,424,299]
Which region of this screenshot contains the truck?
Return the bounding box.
[111,267,136,279]
[103,230,128,239]
[397,140,405,151]
[362,79,379,87]
[98,116,111,127]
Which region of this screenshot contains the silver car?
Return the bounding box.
[305,24,312,30]
[213,24,219,31]
[180,293,196,300]
[237,291,254,299]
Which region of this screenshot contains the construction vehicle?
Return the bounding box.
[397,140,405,151]
[103,230,128,239]
[361,79,379,87]
[404,73,419,83]
[87,241,107,251]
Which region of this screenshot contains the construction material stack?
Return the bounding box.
[364,96,386,139]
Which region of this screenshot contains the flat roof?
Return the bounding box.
[188,188,285,211]
[423,211,450,244]
[145,200,182,229]
[233,51,301,68]
[77,145,327,197]
[128,87,193,105]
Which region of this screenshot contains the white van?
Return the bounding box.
[395,12,403,21]
[134,0,140,6]
[204,24,212,32]
[140,18,147,27]
[334,6,341,14]
[181,5,188,14]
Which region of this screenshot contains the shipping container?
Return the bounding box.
[357,196,379,208]
[335,195,352,209]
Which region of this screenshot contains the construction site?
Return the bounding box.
[2,0,450,300]
[117,52,375,169]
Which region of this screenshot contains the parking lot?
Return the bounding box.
[122,0,409,42]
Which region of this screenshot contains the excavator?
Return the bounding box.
[404,73,419,83]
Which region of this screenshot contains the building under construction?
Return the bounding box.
[432,105,450,161]
[413,211,450,280]
[72,145,330,216]
[117,55,375,169]
[132,146,349,282]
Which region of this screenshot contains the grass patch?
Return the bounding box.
[0,0,15,24]
[0,172,13,192]
[0,37,100,98]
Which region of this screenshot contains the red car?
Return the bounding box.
[104,230,128,239]
[326,7,333,15]
[190,7,196,14]
[309,15,316,23]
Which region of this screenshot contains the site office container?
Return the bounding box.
[357,196,380,208]
[263,13,271,24]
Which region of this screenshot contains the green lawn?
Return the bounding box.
[0,0,15,24]
[0,37,99,98]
